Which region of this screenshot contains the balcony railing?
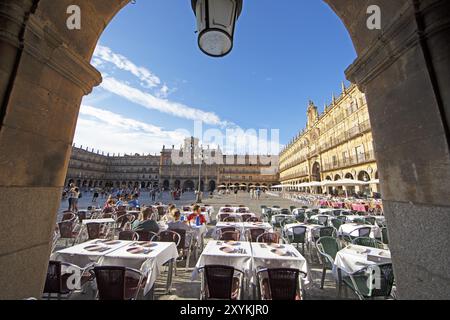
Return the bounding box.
[322,151,376,171]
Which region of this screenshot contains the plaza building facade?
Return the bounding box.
[65,137,279,191]
[279,83,379,195]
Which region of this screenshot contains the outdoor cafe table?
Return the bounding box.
[338,223,381,239]
[334,244,392,291]
[250,242,310,286]
[82,218,115,225]
[51,239,129,267]
[99,241,179,295]
[218,206,250,213]
[192,240,253,291]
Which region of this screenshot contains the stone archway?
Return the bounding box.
[183,180,195,191]
[0,0,449,300]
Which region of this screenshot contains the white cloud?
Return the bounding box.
[75,105,188,155]
[100,76,231,127]
[94,44,162,89]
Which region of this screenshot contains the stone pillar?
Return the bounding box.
[347,0,450,299]
[0,2,101,299]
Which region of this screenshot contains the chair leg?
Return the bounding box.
[321,267,326,289]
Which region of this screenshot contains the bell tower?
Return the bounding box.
[306,100,319,129]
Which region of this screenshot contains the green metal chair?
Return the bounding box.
[381,227,389,245]
[295,212,306,223]
[331,218,343,230]
[290,206,297,213]
[281,217,300,238]
[342,263,395,300]
[316,236,341,289]
[287,225,307,255]
[364,216,376,225]
[352,237,384,249]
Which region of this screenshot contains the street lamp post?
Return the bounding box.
[196,147,204,203]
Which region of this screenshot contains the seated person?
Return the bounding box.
[168,209,192,246]
[132,207,160,234]
[161,204,176,223]
[127,194,140,208]
[187,205,207,225]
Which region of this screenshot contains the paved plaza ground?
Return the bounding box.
[58,191,356,300]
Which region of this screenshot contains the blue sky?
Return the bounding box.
[77,0,356,155]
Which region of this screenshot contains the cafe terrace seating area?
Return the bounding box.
[47,196,394,300]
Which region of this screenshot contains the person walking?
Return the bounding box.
[72,187,80,212]
[234,188,238,200]
[67,183,77,211]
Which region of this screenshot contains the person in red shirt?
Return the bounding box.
[188,205,206,225]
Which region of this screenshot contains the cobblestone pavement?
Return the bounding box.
[60,191,357,300]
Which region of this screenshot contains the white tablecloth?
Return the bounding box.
[99,241,179,295]
[334,244,391,275]
[82,218,115,225]
[192,241,253,280]
[51,239,129,267]
[338,223,381,238]
[250,242,309,284]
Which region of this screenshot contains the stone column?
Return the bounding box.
[0,3,101,298]
[347,0,450,299]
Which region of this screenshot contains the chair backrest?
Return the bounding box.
[93,266,126,300]
[43,261,63,294]
[317,215,329,226]
[203,265,236,299]
[102,212,114,219]
[257,232,281,244]
[58,220,75,238]
[77,211,87,222]
[237,207,247,213]
[332,210,342,216]
[352,237,384,249]
[135,230,154,242]
[155,230,181,247]
[118,231,139,241]
[280,209,290,215]
[337,215,347,222]
[312,209,319,214]
[331,218,343,230]
[86,223,104,240]
[240,214,252,222]
[219,213,230,221]
[295,212,306,223]
[272,205,280,209]
[219,231,240,241]
[61,212,76,222]
[171,228,187,250]
[316,236,340,261]
[116,214,135,229]
[290,206,296,212]
[290,226,307,243]
[381,227,389,245]
[248,216,261,222]
[364,217,376,225]
[224,216,237,222]
[319,226,335,238]
[266,268,300,300]
[248,228,266,242]
[358,227,372,238]
[354,263,395,298]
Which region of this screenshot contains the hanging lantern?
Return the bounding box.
[191,0,243,57]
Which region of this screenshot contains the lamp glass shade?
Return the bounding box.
[192,0,242,57]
